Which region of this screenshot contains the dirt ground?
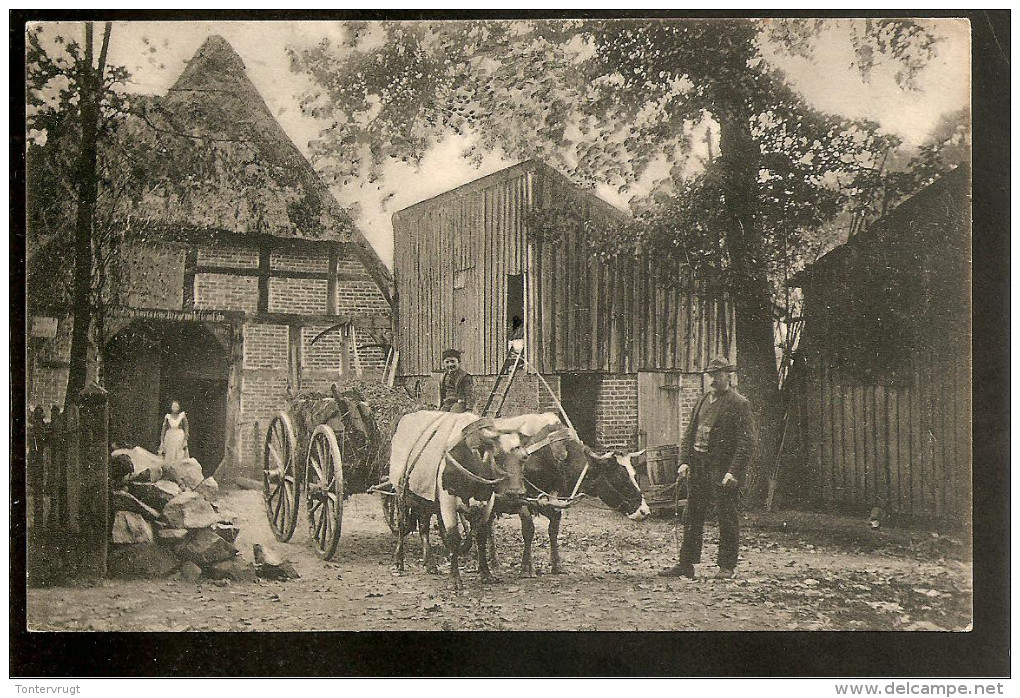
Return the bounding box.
[26,487,972,631]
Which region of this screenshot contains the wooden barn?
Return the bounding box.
[392,160,734,451]
[27,36,392,479]
[787,165,971,521]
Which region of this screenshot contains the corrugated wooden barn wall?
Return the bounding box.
[393,162,734,377]
[529,167,733,375]
[394,170,529,376]
[796,344,970,521]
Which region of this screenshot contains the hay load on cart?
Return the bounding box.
[261,380,429,560]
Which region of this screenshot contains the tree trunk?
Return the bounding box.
[717,109,781,504]
[64,22,111,411]
[65,23,100,410]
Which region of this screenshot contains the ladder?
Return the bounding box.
[481,348,524,417]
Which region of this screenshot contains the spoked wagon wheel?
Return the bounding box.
[306,425,345,561]
[263,413,300,542]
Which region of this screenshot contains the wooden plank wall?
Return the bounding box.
[393,163,734,377]
[797,345,970,520]
[394,170,528,376]
[529,168,734,375]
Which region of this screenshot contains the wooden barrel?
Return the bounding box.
[635,445,679,513]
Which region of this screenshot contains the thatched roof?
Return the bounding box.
[116,35,392,301]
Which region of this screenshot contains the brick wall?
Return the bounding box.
[270,277,328,315]
[595,374,639,452]
[240,370,290,476]
[271,248,329,273]
[197,244,259,268]
[336,280,390,314]
[195,273,259,313]
[243,323,288,369]
[677,373,706,440]
[301,324,341,372]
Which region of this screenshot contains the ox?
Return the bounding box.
[389,412,528,590]
[489,413,651,576]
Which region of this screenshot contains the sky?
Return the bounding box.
[31,19,971,269]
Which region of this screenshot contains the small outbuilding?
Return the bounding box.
[788,165,971,521]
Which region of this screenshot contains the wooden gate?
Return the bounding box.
[28,384,110,582]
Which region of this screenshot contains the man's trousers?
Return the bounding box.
[678,452,740,570]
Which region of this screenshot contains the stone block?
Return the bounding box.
[164,458,204,490]
[108,543,178,579]
[111,490,161,520]
[176,560,202,583]
[176,528,238,566]
[163,491,220,529]
[157,528,189,541]
[211,523,240,544]
[128,480,182,511]
[111,511,154,544]
[195,477,219,502]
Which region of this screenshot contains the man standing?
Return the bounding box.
[660,356,756,579]
[438,348,473,413]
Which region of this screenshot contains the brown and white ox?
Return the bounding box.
[389,413,528,590]
[489,413,650,576]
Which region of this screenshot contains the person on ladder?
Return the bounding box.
[439,348,474,413]
[507,315,525,356]
[659,356,756,580]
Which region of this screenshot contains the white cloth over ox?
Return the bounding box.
[388,411,484,502]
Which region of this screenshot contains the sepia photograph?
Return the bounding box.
[15,12,990,654]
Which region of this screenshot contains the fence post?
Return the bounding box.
[76,382,109,578]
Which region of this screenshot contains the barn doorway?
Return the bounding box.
[558,373,599,447]
[506,273,525,340]
[105,320,228,475]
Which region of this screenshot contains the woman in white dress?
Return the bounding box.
[159,399,190,466]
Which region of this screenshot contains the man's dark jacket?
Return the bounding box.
[679,388,757,478]
[439,368,473,411]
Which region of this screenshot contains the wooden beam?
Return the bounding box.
[248,312,390,329]
[326,246,339,315]
[257,244,271,313]
[183,246,198,310]
[288,324,302,395]
[196,265,336,281]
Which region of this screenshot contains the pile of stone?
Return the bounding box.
[107,447,254,583]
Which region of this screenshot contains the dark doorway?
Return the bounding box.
[105,320,228,475]
[558,373,599,447]
[506,273,525,339]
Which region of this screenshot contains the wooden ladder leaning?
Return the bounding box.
[480,348,525,417]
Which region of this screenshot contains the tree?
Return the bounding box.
[27,22,128,410]
[290,18,946,496]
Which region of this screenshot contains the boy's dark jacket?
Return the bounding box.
[679,388,757,478]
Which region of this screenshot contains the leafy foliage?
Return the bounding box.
[290,19,953,307]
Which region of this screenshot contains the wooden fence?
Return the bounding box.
[27,385,110,581]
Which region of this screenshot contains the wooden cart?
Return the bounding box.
[261,384,383,560]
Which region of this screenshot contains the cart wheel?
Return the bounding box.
[263,413,300,542]
[306,425,344,561]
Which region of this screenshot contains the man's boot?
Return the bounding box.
[658,563,696,578]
